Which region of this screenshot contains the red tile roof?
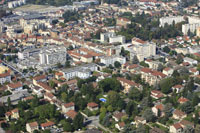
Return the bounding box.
[87,102,98,108]
[33,75,46,81]
[173,123,182,129]
[41,121,55,128]
[28,122,38,128]
[7,82,22,89]
[63,102,75,108]
[178,97,189,103]
[66,110,77,119]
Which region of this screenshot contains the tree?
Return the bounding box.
[176,54,183,64]
[163,46,170,53]
[98,78,122,92]
[163,103,172,117]
[157,64,164,71]
[65,60,71,68]
[140,96,153,109]
[63,121,73,132]
[7,97,12,110]
[192,94,200,106]
[139,61,149,67]
[61,92,68,102]
[142,108,155,122]
[180,101,194,114]
[194,111,199,125]
[73,113,84,130]
[128,88,142,101]
[125,101,137,116]
[132,55,139,64]
[107,91,125,110]
[183,125,194,133]
[49,80,56,88]
[114,61,121,68]
[160,77,174,94]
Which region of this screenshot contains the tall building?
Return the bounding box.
[159,16,184,27]
[182,16,200,35]
[39,46,66,65]
[131,37,156,61]
[196,27,200,37]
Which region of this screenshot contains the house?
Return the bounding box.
[41,121,55,130]
[5,108,20,121]
[173,109,187,120]
[44,92,56,101]
[62,102,75,113]
[112,112,127,122]
[162,67,174,76]
[87,102,99,111]
[33,75,47,85]
[0,69,11,85]
[172,85,183,93]
[134,116,146,127]
[169,123,183,133]
[117,77,143,93]
[178,97,189,104]
[115,122,125,131]
[150,127,165,133]
[37,82,55,93]
[183,57,198,65]
[151,90,164,99]
[179,120,194,129]
[7,82,23,92]
[66,110,77,120]
[152,104,164,117]
[189,68,199,75]
[26,122,39,133]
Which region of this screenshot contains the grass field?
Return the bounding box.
[14,4,51,12]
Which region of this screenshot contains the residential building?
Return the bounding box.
[112,112,127,122]
[62,102,75,113]
[7,82,23,92]
[26,122,39,133]
[169,123,183,133]
[41,121,55,130]
[173,109,187,120]
[5,108,20,121]
[159,16,184,27]
[32,75,47,85]
[134,116,146,127]
[115,122,125,131]
[116,17,131,28]
[100,56,126,67]
[87,102,99,111]
[65,110,77,120]
[0,70,11,85]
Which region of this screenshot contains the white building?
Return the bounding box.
[61,63,98,80]
[183,57,198,65]
[131,38,156,61]
[100,32,115,42]
[182,16,200,35]
[109,35,125,44]
[8,0,26,8]
[100,56,126,66]
[39,46,66,65]
[159,16,184,27]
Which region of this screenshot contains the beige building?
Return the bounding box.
[62,102,75,113]
[196,27,200,37]
[26,122,39,133]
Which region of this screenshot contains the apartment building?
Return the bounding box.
[159,16,184,27]
[100,56,126,67]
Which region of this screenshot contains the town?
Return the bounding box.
[0,0,200,133]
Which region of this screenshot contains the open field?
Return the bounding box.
[13,4,59,12]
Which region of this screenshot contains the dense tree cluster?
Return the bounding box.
[63,11,81,23]
[117,13,183,41]
[27,0,72,6]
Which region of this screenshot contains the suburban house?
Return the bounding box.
[37,82,55,93]
[173,109,187,120]
[5,108,20,121]
[41,121,55,130]
[115,122,125,131]
[87,102,99,111]
[7,82,23,92]
[152,104,164,117]
[151,90,164,99]
[162,67,174,76]
[172,85,183,93]
[178,97,189,104]
[26,122,39,133]
[189,68,199,75]
[134,116,146,127]
[33,75,47,85]
[0,69,11,85]
[169,123,183,133]
[150,127,165,133]
[179,120,194,129]
[62,102,75,113]
[112,112,127,122]
[65,110,77,120]
[117,77,143,93]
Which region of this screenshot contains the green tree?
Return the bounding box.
[114,61,121,68]
[140,96,153,109]
[73,113,84,130]
[183,125,194,133]
[132,55,139,64]
[142,108,155,122]
[61,92,68,102]
[128,88,142,101]
[7,97,12,110]
[160,77,174,94]
[180,101,194,114]
[163,46,170,53]
[125,101,137,116]
[176,54,183,64]
[63,121,73,132]
[140,61,149,67]
[163,103,172,117]
[49,80,56,88]
[98,78,122,92]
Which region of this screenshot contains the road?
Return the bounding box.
[1,60,25,77]
[81,112,112,133]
